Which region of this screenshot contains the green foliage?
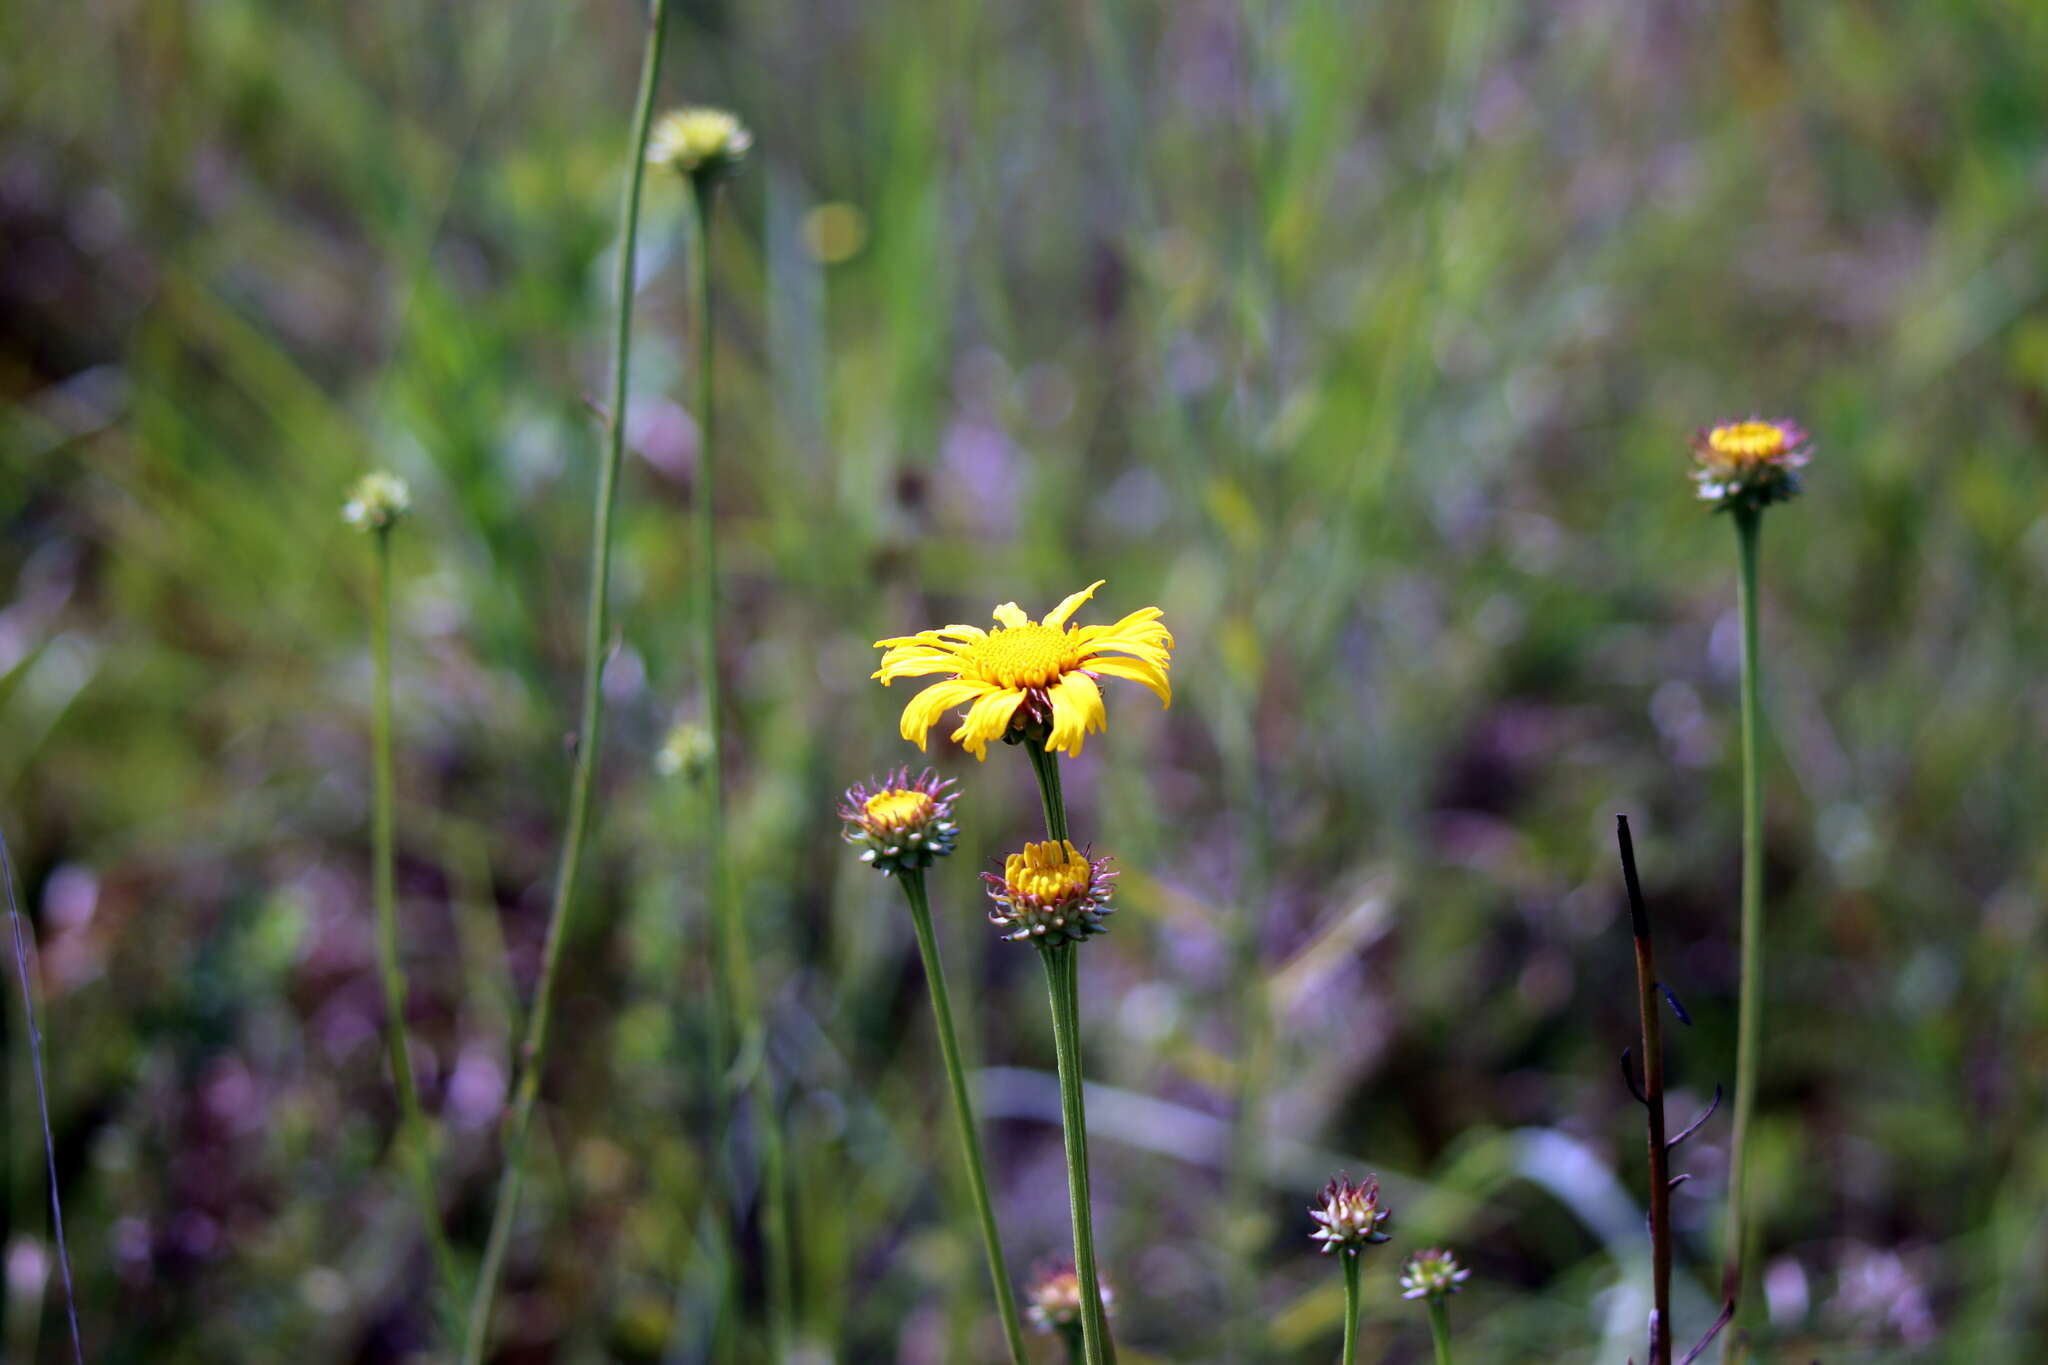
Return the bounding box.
[3,0,2046,1358]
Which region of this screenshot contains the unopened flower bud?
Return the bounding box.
[342,471,411,532]
[648,107,752,182]
[1025,1261,1114,1336]
[1309,1173,1392,1256]
[655,723,715,782]
[838,768,959,876]
[1400,1248,1471,1300]
[983,840,1116,945]
[1690,418,1811,513]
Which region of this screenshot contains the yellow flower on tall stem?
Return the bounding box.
[872,581,1173,758]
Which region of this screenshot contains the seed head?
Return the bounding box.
[1689,417,1811,513]
[648,107,752,181]
[838,768,959,876]
[982,840,1116,945]
[342,471,411,532]
[1309,1173,1392,1256]
[1400,1248,1471,1300]
[1024,1261,1114,1336]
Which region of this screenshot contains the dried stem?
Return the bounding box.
[0,830,83,1365]
[462,3,669,1356]
[1617,814,1672,1365]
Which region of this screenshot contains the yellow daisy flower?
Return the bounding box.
[872,581,1172,759]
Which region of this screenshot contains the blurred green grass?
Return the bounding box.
[3,0,2047,1359]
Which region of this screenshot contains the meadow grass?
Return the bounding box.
[2,0,2047,1360]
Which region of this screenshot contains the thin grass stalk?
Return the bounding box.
[687,167,797,1361]
[0,831,83,1365]
[1426,1299,1453,1365]
[1339,1252,1361,1365]
[370,525,463,1336]
[898,869,1030,1364]
[1720,505,1764,1350]
[462,5,669,1357]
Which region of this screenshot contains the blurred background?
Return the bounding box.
[4,0,2047,1360]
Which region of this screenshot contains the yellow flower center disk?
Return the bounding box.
[1706,421,1788,461]
[862,788,934,831]
[966,625,1078,691]
[1004,839,1092,902]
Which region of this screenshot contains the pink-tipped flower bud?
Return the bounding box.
[837,768,959,876]
[1309,1173,1393,1256]
[1689,417,1812,513]
[982,840,1116,945]
[1400,1248,1471,1300]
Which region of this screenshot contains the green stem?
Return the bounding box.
[1041,944,1112,1365]
[689,167,796,1360]
[900,870,1030,1364]
[1426,1298,1453,1365]
[1022,733,1070,844]
[371,528,463,1340]
[462,6,668,1358]
[1721,506,1764,1348]
[1340,1252,1361,1365]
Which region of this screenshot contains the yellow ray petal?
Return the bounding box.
[1075,608,1173,650]
[899,678,993,748]
[1042,579,1107,630]
[872,647,971,685]
[992,602,1030,629]
[1084,655,1172,707]
[950,686,1027,759]
[1046,670,1107,755]
[873,630,972,651]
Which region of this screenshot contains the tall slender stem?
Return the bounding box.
[372,527,463,1336]
[1022,734,1070,844]
[1618,815,1672,1365]
[1041,944,1111,1365]
[0,832,83,1365]
[899,870,1030,1364]
[1426,1299,1454,1365]
[1339,1252,1361,1365]
[1721,507,1764,1350]
[462,5,669,1357]
[1021,736,1113,1361]
[688,167,797,1360]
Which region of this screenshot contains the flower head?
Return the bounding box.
[1024,1261,1115,1336]
[983,840,1116,944]
[648,107,752,181]
[872,581,1173,759]
[342,471,411,532]
[1400,1248,1471,1300]
[1690,417,1811,513]
[655,723,714,782]
[1309,1173,1393,1256]
[837,768,959,875]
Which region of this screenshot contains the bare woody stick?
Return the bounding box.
[1617,815,1732,1365]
